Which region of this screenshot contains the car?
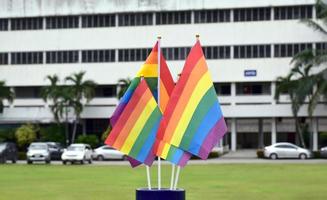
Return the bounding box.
[264,142,312,160]
[320,146,327,158]
[61,143,93,164]
[26,142,51,164]
[46,142,64,160]
[92,145,126,161]
[0,142,18,164]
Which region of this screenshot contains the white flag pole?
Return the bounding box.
[146,165,152,190]
[173,166,181,190]
[157,36,162,190]
[170,164,176,190]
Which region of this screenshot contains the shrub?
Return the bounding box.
[15,124,37,150]
[76,134,99,148]
[312,151,321,159]
[256,149,265,158]
[39,124,65,144]
[0,128,16,143]
[190,151,220,160]
[18,152,27,160]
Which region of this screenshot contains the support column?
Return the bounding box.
[231,82,236,106]
[271,118,277,145]
[231,118,237,151]
[313,118,318,151]
[258,118,264,148]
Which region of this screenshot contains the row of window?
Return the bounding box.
[11,82,274,99]
[1,43,324,65]
[0,5,314,31]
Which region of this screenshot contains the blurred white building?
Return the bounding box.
[0,0,326,150]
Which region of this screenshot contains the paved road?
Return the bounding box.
[7,157,327,166]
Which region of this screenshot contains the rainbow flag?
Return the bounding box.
[105,79,162,166]
[109,41,191,167]
[156,40,227,160]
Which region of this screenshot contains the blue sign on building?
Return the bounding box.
[244,70,257,77]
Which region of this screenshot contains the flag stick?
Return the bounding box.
[170,164,175,190]
[173,166,181,190]
[146,166,151,190]
[157,35,162,190]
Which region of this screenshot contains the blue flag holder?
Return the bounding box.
[136,188,185,200]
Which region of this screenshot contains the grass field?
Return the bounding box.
[0,164,326,200]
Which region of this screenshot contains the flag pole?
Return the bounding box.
[140,74,152,190]
[146,166,152,190]
[170,164,176,189]
[157,35,162,190]
[173,166,181,190]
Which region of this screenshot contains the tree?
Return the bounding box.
[15,124,37,150]
[65,71,97,143]
[117,78,132,99]
[0,81,14,113]
[275,0,327,148]
[41,75,72,145]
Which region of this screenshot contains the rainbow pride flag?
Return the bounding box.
[105,79,162,166]
[156,40,227,160]
[109,41,191,167]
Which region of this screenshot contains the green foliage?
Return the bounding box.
[14,124,37,149]
[117,78,132,99]
[101,125,112,142]
[0,81,15,113]
[18,152,27,160]
[312,151,321,159]
[39,124,65,144]
[0,128,16,143]
[256,149,265,158]
[76,134,99,148]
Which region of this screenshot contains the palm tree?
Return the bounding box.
[117,78,132,99]
[41,75,72,145]
[65,71,97,143]
[275,74,307,148]
[0,81,14,113]
[275,0,327,148]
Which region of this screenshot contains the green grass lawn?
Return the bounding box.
[0,164,326,200]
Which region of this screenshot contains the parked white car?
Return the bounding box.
[92,145,126,161]
[61,143,93,164]
[264,142,312,159]
[26,142,51,164]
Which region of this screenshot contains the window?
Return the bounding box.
[194,9,230,23]
[162,47,191,60]
[82,50,115,63]
[95,85,117,97]
[11,52,43,64]
[214,83,231,96]
[118,13,153,26]
[82,14,115,27]
[14,87,41,98]
[234,45,271,58]
[0,19,8,31]
[11,17,43,30]
[46,16,79,29]
[274,43,313,57]
[46,51,79,63]
[236,82,271,95]
[118,48,151,62]
[316,42,327,51]
[0,53,8,65]
[156,11,191,25]
[234,8,271,22]
[203,46,231,59]
[274,6,312,20]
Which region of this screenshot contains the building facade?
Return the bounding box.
[0,0,326,150]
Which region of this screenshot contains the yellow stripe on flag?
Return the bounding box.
[120,95,158,154]
[136,64,158,77]
[161,142,171,159]
[170,71,213,146]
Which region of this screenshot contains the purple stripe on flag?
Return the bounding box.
[110,102,128,127]
[144,151,156,166]
[198,117,227,159]
[178,152,192,167]
[127,156,142,168]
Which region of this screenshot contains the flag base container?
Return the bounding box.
[136,188,185,200]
